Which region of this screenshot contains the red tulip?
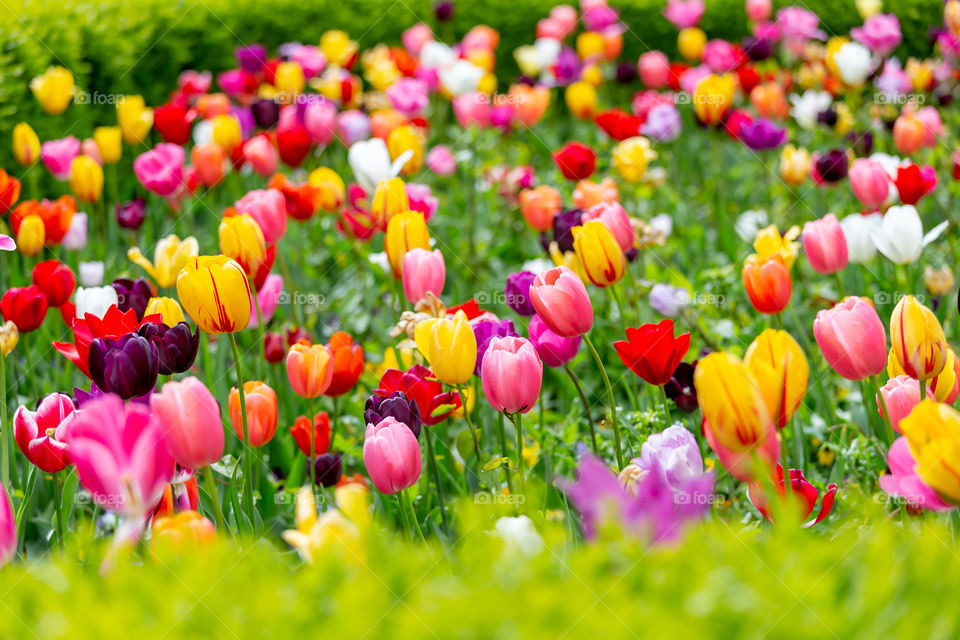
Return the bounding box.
[277,125,312,167]
[31,259,75,307]
[594,109,641,141]
[0,170,21,214]
[747,464,837,527]
[264,331,285,363]
[613,319,691,386]
[374,364,462,426]
[552,142,596,181]
[1,285,47,332]
[290,411,332,457]
[894,163,936,205]
[153,103,195,145]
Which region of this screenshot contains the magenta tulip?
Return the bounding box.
[528,266,594,338]
[528,313,581,367]
[402,248,445,304]
[848,158,889,209]
[363,416,422,495]
[133,143,185,197]
[481,336,543,414]
[235,188,287,244]
[150,377,225,469]
[801,213,848,275]
[0,482,14,567]
[877,375,935,434]
[41,137,81,180]
[813,296,887,380]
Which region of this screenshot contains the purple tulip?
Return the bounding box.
[116,198,146,230]
[313,452,342,487]
[814,149,849,183]
[364,391,421,439]
[554,47,581,85]
[434,1,453,21]
[236,44,267,73]
[251,98,280,129]
[504,271,536,316]
[640,104,682,142]
[111,277,153,321]
[633,425,711,496]
[739,118,787,150]
[665,361,698,413]
[473,319,518,376]
[543,209,584,254]
[138,321,200,375]
[88,333,160,399]
[528,314,580,367]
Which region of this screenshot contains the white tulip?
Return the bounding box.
[419,41,456,69]
[78,261,105,287]
[870,205,948,264]
[735,209,769,241]
[438,59,485,96]
[347,138,412,194]
[834,42,873,85]
[840,212,882,263]
[789,90,832,130]
[75,285,118,320]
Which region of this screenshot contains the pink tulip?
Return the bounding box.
[847,158,890,209]
[41,137,81,180]
[235,188,287,244]
[581,202,635,253]
[537,17,571,40]
[244,134,278,177]
[248,274,283,328]
[638,51,670,89]
[303,100,338,145]
[851,13,902,57]
[662,0,705,29]
[386,77,429,117]
[813,296,888,381]
[879,437,953,512]
[0,482,14,567]
[425,145,457,176]
[402,248,445,304]
[81,139,103,166]
[363,416,422,495]
[703,418,780,483]
[801,213,848,275]
[745,0,772,22]
[529,266,594,338]
[402,23,434,57]
[550,4,578,34]
[528,313,581,367]
[150,377,224,469]
[133,143,185,197]
[481,336,543,414]
[66,394,175,518]
[406,183,438,221]
[702,40,741,73]
[14,392,77,473]
[452,92,491,129]
[877,375,935,434]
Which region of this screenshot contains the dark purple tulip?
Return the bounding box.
[743,36,772,61]
[817,108,838,127]
[473,318,518,376]
[251,98,280,129]
[738,118,787,150]
[543,208,584,253]
[116,198,146,230]
[364,391,421,439]
[554,47,581,85]
[665,361,698,413]
[138,321,200,375]
[111,277,153,321]
[313,452,342,487]
[504,271,536,316]
[848,131,873,156]
[815,150,849,183]
[434,1,453,21]
[88,333,160,399]
[236,44,267,73]
[615,62,637,84]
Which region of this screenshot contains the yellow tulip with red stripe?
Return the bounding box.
[13,123,41,166]
[900,400,960,503]
[888,345,960,403]
[890,295,948,381]
[385,210,430,278]
[694,352,772,453]
[414,310,477,386]
[176,255,251,334]
[744,329,809,430]
[572,220,625,288]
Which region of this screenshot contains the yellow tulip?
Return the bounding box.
[744,329,809,430]
[0,320,18,356]
[387,125,424,176]
[693,352,772,453]
[780,145,811,186]
[281,484,370,564]
[69,156,104,204]
[414,309,477,385]
[274,61,305,97]
[477,72,498,95]
[612,136,657,183]
[320,30,358,67]
[548,241,587,281]
[30,66,74,115]
[572,220,625,288]
[678,27,707,61]
[580,63,604,87]
[16,216,44,257]
[384,210,430,278]
[692,74,735,126]
[145,296,186,325]
[307,167,346,212]
[13,123,41,166]
[93,126,122,164]
[924,265,955,296]
[576,31,605,61]
[176,255,252,334]
[900,400,960,503]
[753,224,801,269]
[890,295,947,381]
[856,0,882,19]
[906,58,933,92]
[117,95,154,144]
[219,213,267,277]
[128,234,200,288]
[371,177,409,228]
[565,81,597,120]
[211,114,242,153]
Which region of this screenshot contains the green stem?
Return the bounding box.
[496,412,514,495]
[424,426,449,532]
[919,378,926,407]
[583,333,624,469]
[402,489,426,543]
[228,332,257,536]
[658,384,671,424]
[563,363,597,454]
[457,384,481,472]
[510,412,525,497]
[52,471,63,550]
[308,396,317,495]
[873,375,895,446]
[202,465,227,533]
[395,492,411,539]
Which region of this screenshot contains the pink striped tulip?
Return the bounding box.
[481,336,543,414]
[150,377,224,469]
[14,392,77,472]
[363,416,422,495]
[813,297,888,380]
[402,248,445,304]
[879,437,954,512]
[801,213,848,275]
[529,266,594,338]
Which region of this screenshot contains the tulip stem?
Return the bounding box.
[52,470,63,550]
[395,492,411,539]
[509,412,525,498]
[228,332,257,536]
[583,333,624,470]
[401,489,426,543]
[608,284,629,328]
[562,363,597,454]
[456,384,481,478]
[308,397,318,496]
[424,426,450,533]
[658,384,671,424]
[202,465,227,533]
[919,378,926,407]
[496,413,514,496]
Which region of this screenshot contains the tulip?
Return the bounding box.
[612,136,658,183]
[374,365,462,426]
[153,103,194,145]
[15,215,43,256]
[286,343,334,398]
[528,266,594,338]
[481,336,543,414]
[313,452,343,487]
[519,186,561,232]
[228,381,278,446]
[744,329,808,430]
[30,66,74,115]
[128,234,199,289]
[326,332,364,397]
[801,214,848,275]
[694,352,773,453]
[243,134,278,177]
[0,321,17,357]
[235,189,287,245]
[840,212,882,264]
[264,332,285,363]
[504,271,536,317]
[191,143,226,188]
[893,114,924,155]
[307,168,346,212]
[13,393,77,472]
[848,158,889,209]
[638,51,670,88]
[274,60,305,95]
[0,483,13,567]
[363,417,422,495]
[877,376,935,434]
[613,320,691,388]
[133,144,185,198]
[693,74,734,125]
[553,142,596,181]
[581,202,635,254]
[402,248,445,304]
[890,295,947,382]
[747,464,838,527]
[0,171,20,216]
[371,177,410,229]
[138,321,199,375]
[150,377,224,469]
[13,122,40,166]
[176,256,252,334]
[779,145,810,186]
[1,285,47,332]
[879,437,953,512]
[88,333,159,399]
[116,198,147,230]
[741,254,792,315]
[93,126,122,164]
[813,296,888,380]
[41,137,81,180]
[290,412,332,457]
[117,95,154,144]
[218,213,266,277]
[900,400,960,503]
[68,395,175,519]
[111,277,153,321]
[32,260,75,307]
[414,310,477,386]
[210,114,242,153]
[152,511,217,554]
[387,125,424,176]
[364,392,421,439]
[69,155,104,204]
[572,221,626,288]
[871,205,947,265]
[277,125,312,168]
[385,211,430,278]
[894,164,936,206]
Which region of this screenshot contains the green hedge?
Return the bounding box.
[0,0,943,170]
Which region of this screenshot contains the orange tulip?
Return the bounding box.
[519,186,561,232]
[325,331,364,396]
[742,254,792,315]
[191,143,226,188]
[286,343,334,398]
[228,381,278,446]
